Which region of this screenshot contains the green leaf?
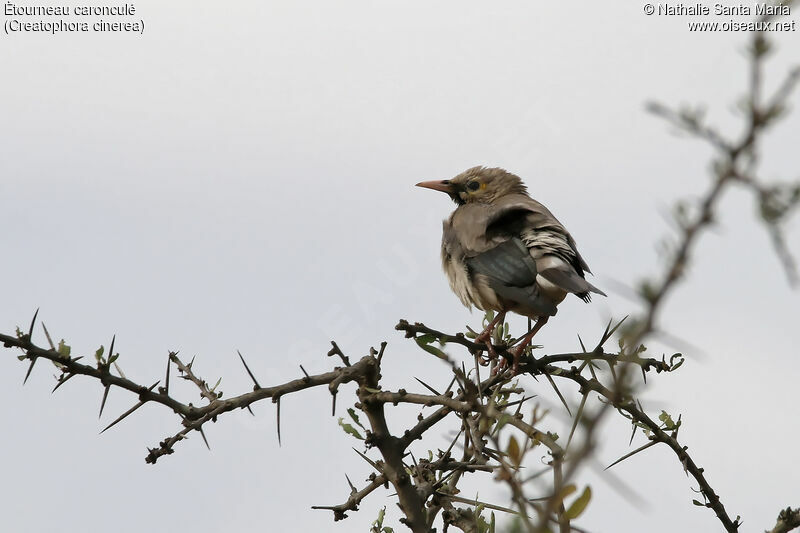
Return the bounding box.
[658,410,677,429]
[557,484,577,505]
[507,436,522,466]
[692,499,705,507]
[17,355,26,361]
[57,339,71,358]
[493,413,512,434]
[372,506,389,532]
[95,345,105,362]
[415,333,436,345]
[347,407,365,430]
[493,323,502,344]
[475,508,490,533]
[337,417,364,440]
[415,338,447,359]
[565,486,592,519]
[375,506,385,525]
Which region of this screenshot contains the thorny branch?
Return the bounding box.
[2,8,800,533]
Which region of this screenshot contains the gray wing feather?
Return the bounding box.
[539,267,607,301]
[466,238,558,316]
[467,238,537,287]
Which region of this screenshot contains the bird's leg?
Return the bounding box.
[510,316,549,374]
[474,311,506,364]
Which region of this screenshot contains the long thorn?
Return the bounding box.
[605,441,658,470]
[23,358,38,385]
[608,361,619,387]
[567,391,589,450]
[100,382,158,433]
[598,318,613,349]
[603,316,629,346]
[99,385,111,418]
[345,473,357,494]
[353,448,380,471]
[545,373,571,416]
[588,359,599,381]
[52,373,75,393]
[414,377,441,396]
[443,375,458,395]
[444,428,464,459]
[164,353,171,395]
[473,351,483,405]
[276,397,282,446]
[198,426,211,450]
[28,308,40,338]
[521,465,553,484]
[505,395,536,410]
[237,350,261,389]
[109,335,116,362]
[41,323,55,350]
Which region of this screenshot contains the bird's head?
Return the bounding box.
[416,166,528,205]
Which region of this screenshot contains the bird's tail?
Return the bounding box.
[577,280,607,303]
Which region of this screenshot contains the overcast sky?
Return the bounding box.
[1,2,799,532]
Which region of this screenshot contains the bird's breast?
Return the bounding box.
[441,240,502,312]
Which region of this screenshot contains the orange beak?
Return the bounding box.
[415,180,453,193]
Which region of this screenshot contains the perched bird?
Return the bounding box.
[417,166,605,372]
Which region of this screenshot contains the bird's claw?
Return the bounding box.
[508,341,531,375]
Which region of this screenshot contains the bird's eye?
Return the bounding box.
[467,181,480,191]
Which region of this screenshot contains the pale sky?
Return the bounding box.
[1,2,799,532]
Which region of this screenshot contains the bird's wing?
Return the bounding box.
[483,195,605,298]
[467,238,537,287]
[537,256,607,301]
[466,238,558,316]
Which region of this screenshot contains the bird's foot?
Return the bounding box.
[474,311,506,365]
[491,357,509,376]
[507,316,550,375]
[509,343,528,375]
[478,342,506,366]
[484,339,500,363]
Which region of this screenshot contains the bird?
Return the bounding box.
[416,166,605,373]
